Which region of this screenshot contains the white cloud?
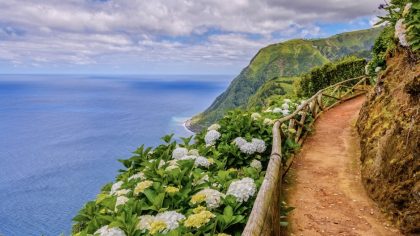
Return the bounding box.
[0,0,383,73]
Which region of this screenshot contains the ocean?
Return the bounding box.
[0,74,231,236]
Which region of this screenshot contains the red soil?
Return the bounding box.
[286,96,402,236]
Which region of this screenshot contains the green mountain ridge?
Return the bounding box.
[188,27,383,131]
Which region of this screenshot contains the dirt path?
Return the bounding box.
[286,96,402,236]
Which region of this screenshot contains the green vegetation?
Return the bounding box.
[377,0,420,51]
[246,77,297,109]
[189,27,382,131]
[72,101,306,236]
[367,1,419,75]
[366,26,396,76]
[295,56,367,97]
[72,26,388,236]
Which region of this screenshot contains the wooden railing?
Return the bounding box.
[242,76,370,236]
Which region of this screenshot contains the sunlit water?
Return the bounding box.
[0,74,230,236]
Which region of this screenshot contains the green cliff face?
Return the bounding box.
[189,27,382,131]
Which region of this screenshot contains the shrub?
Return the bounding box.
[377,0,419,51]
[72,100,303,236]
[295,56,367,97]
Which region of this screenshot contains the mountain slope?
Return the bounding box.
[188,27,382,131]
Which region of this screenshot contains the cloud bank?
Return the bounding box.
[0,0,383,74]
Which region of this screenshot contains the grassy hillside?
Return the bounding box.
[189,27,383,131]
[246,77,297,109]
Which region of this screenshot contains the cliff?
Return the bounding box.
[188,28,383,131]
[356,48,419,234]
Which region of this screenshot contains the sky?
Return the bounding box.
[0,0,384,75]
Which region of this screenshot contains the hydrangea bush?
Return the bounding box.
[368,1,419,76]
[72,98,306,236]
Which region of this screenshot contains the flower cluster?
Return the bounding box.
[171,147,213,168]
[128,172,145,181]
[233,137,266,155]
[109,181,123,195]
[227,177,257,203]
[184,207,215,228]
[73,108,281,236]
[94,225,126,236]
[137,211,185,234]
[395,19,409,47]
[115,196,129,211]
[250,159,262,171]
[272,99,293,116]
[191,188,224,209]
[134,180,153,195]
[207,123,221,131]
[204,130,221,146]
[251,112,262,120]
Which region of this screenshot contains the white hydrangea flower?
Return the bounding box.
[207,124,221,131]
[251,112,262,120]
[110,181,123,195]
[226,177,257,203]
[272,107,282,113]
[250,159,262,171]
[212,182,222,189]
[172,147,188,160]
[403,3,412,16]
[194,156,212,168]
[188,149,200,156]
[115,196,129,211]
[204,130,221,146]
[196,188,225,209]
[281,109,290,116]
[375,67,382,73]
[233,137,247,147]
[395,19,409,47]
[128,172,145,181]
[193,174,209,186]
[263,118,274,125]
[137,215,155,232]
[178,155,197,161]
[239,142,257,155]
[264,108,273,113]
[158,160,166,168]
[251,138,266,153]
[155,211,186,231]
[94,225,126,236]
[234,137,265,154]
[113,189,131,196]
[281,103,289,110]
[165,160,179,171]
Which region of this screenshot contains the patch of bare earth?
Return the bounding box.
[285,96,402,236]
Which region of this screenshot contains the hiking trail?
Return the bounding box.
[285,96,402,236]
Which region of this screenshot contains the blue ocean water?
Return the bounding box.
[0,74,230,236]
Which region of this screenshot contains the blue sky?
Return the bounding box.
[0,0,384,75]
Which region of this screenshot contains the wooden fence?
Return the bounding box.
[242,76,370,236]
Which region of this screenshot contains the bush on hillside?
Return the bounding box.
[295,56,367,97]
[71,100,307,236]
[366,26,396,76]
[376,0,419,51]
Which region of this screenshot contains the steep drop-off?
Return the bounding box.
[189,27,382,131]
[357,48,419,234]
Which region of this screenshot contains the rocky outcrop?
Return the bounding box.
[357,48,419,234]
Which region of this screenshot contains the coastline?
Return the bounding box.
[183,119,195,133]
[182,119,194,134]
